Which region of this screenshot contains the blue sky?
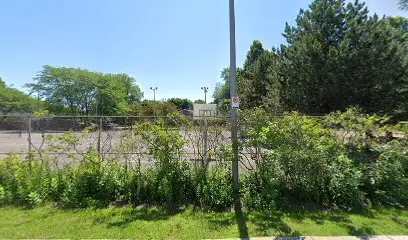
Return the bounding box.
[0,0,407,102]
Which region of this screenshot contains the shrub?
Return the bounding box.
[0,154,54,207]
[246,112,363,209]
[0,185,7,206]
[196,163,233,211]
[361,141,408,207]
[0,109,406,211]
[133,121,194,208]
[241,167,279,210]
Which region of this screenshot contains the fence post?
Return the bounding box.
[27,116,32,152]
[203,115,208,166]
[137,155,141,199]
[97,117,102,157]
[27,116,33,171]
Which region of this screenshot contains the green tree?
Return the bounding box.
[214,0,408,117]
[213,67,243,104]
[95,73,143,116]
[0,78,36,115]
[132,100,178,116]
[194,99,205,104]
[167,98,193,110]
[239,41,283,112]
[280,0,407,115]
[399,0,408,10]
[26,66,143,116]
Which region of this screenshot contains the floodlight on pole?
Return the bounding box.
[201,87,209,103]
[150,87,158,101]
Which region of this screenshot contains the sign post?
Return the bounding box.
[229,0,240,203]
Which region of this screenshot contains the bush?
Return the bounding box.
[133,121,194,208]
[242,112,363,209]
[0,155,54,208]
[241,166,279,210]
[0,109,406,211]
[196,163,233,211]
[360,141,408,207]
[0,185,7,206]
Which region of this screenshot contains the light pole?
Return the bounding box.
[150,87,158,101]
[229,0,239,202]
[201,87,209,103]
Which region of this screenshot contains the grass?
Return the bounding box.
[1,205,408,239]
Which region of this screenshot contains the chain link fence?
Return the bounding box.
[5,113,400,170]
[0,115,234,166]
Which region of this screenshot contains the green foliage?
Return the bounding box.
[400,0,408,10]
[133,121,194,207]
[26,66,143,116]
[239,41,282,112]
[132,100,178,116]
[239,110,363,210]
[360,141,408,207]
[0,108,407,211]
[196,164,233,211]
[167,98,193,110]
[193,99,205,104]
[323,107,390,149]
[0,185,7,206]
[213,67,243,105]
[214,0,408,118]
[261,114,363,209]
[0,154,53,208]
[282,0,407,115]
[0,77,37,115]
[241,165,279,210]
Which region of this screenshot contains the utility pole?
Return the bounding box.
[201,87,209,103]
[150,87,158,101]
[229,0,239,200]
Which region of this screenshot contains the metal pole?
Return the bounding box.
[229,0,239,198]
[98,117,102,157]
[27,116,33,172]
[203,114,208,166]
[28,116,32,153]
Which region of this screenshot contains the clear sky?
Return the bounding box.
[0,0,407,102]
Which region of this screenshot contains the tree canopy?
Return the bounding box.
[167,98,193,110]
[214,0,408,118]
[400,0,408,10]
[26,66,143,116]
[0,78,36,115]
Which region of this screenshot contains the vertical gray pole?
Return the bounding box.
[27,116,33,172]
[28,116,32,153]
[229,0,239,197]
[203,114,208,166]
[98,117,102,157]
